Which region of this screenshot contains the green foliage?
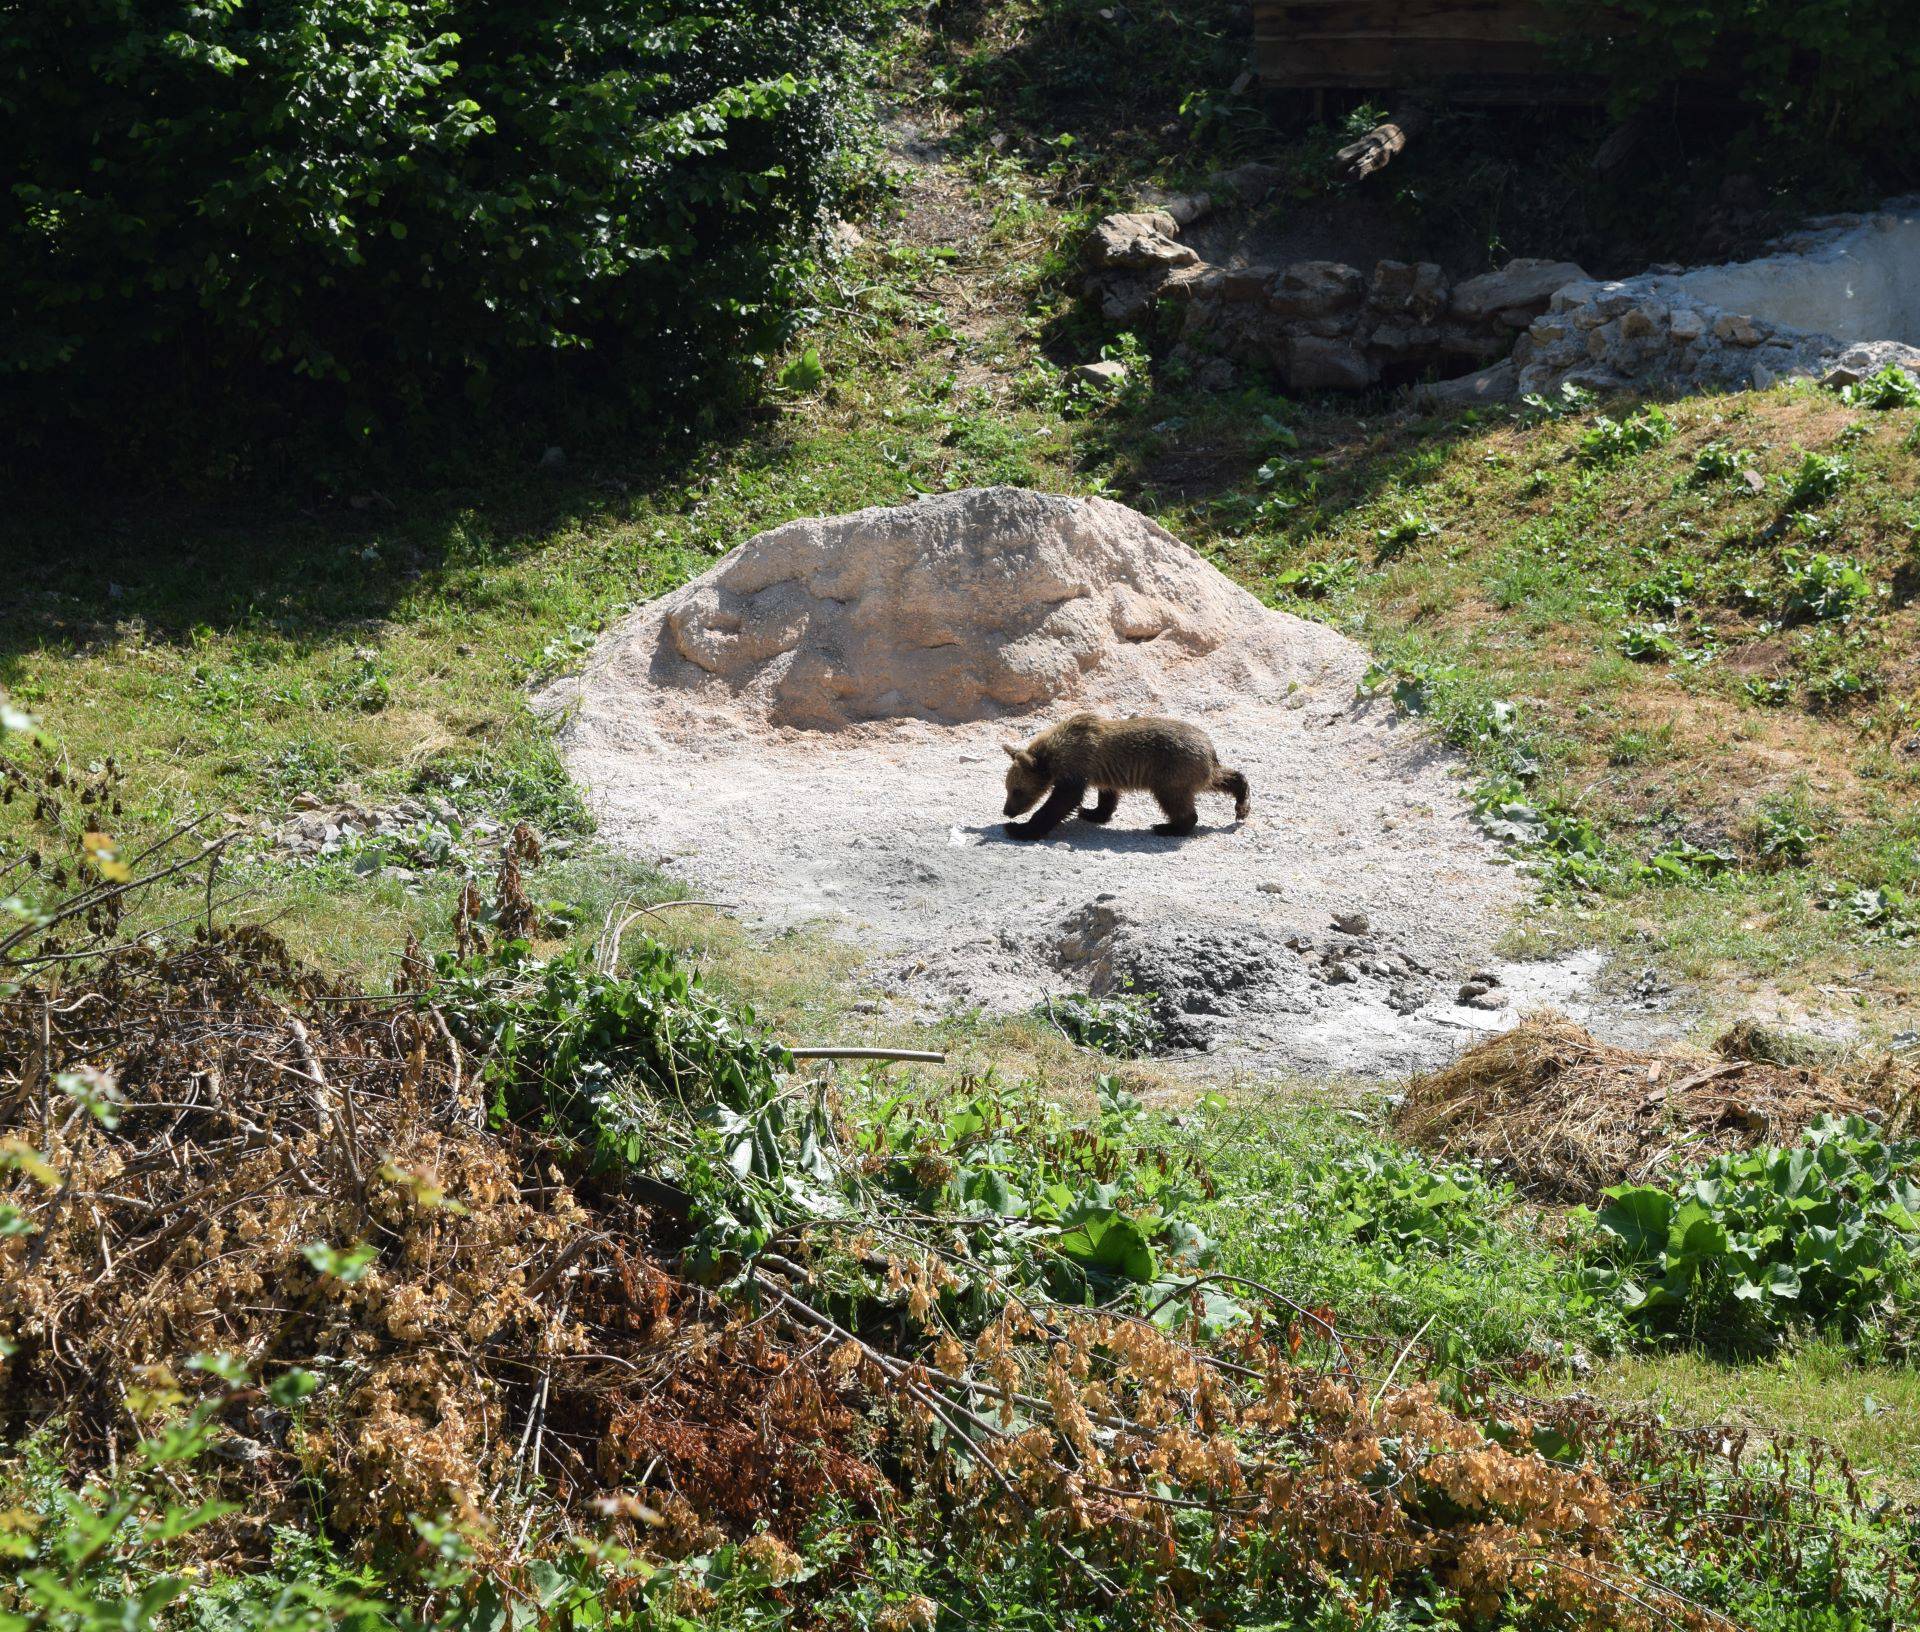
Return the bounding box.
[1617,619,1681,661]
[1548,0,1920,171]
[1840,365,1920,410]
[1781,452,1853,512]
[1274,555,1359,598]
[1583,1117,1920,1351]
[441,936,788,1166]
[858,1073,1218,1312]
[1692,441,1754,483]
[1826,884,1920,944]
[1517,381,1597,423]
[0,1378,395,1632]
[1782,550,1875,622]
[1372,508,1441,560]
[1043,988,1162,1058]
[1195,1101,1614,1365]
[1576,406,1675,467]
[0,0,879,474]
[1753,804,1822,868]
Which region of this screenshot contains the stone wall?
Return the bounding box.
[1084,194,1920,403]
[1084,198,1584,401]
[1515,202,1920,399]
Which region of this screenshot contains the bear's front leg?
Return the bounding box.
[1006,778,1086,840]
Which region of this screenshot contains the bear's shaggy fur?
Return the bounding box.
[1001,712,1250,840]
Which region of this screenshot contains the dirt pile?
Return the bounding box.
[554,487,1633,1078]
[1396,1017,1914,1201]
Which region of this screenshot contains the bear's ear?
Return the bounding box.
[1003,743,1026,762]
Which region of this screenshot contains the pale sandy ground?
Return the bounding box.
[547,490,1664,1079]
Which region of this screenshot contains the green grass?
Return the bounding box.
[1562,1342,1920,1500]
[1186,1093,1622,1366]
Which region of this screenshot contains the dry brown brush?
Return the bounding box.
[0,863,1911,1625]
[1396,1016,1913,1202]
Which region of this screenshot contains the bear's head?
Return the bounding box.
[1002,744,1049,817]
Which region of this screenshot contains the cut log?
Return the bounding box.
[1331,105,1429,183]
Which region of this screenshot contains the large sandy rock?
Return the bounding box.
[1087,211,1198,271]
[649,487,1287,730]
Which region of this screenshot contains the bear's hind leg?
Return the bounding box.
[1079,788,1119,824]
[1151,787,1198,837]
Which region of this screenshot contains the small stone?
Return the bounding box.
[1256,880,1285,895]
[1070,359,1128,392]
[1323,962,1357,985]
[1667,307,1707,342]
[1470,969,1502,987]
[852,999,880,1014]
[291,792,323,811]
[539,445,566,469]
[1331,911,1370,936]
[1461,987,1509,1011]
[1713,313,1764,346]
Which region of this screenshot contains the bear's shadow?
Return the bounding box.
[962,819,1235,852]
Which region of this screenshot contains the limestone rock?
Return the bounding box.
[1417,359,1519,408]
[648,487,1289,731]
[1284,336,1377,390]
[1088,211,1198,271]
[1266,261,1365,320]
[1070,359,1128,393]
[1220,263,1278,303]
[1369,260,1449,321]
[1822,339,1920,386]
[1449,259,1590,325]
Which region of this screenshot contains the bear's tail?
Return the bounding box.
[1213,768,1251,821]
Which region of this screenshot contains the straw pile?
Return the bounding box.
[1395,1016,1913,1202]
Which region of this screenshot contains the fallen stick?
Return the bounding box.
[787,1046,946,1064]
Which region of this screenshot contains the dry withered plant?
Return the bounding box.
[1396,1016,1914,1203]
[0,740,1914,1627]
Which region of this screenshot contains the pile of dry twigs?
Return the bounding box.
[1395,1016,1913,1202]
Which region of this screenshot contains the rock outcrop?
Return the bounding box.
[1083,205,1587,396]
[1084,193,1920,402]
[1516,202,1920,397]
[639,487,1302,730]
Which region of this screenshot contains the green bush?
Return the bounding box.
[1553,1,1920,171]
[0,0,877,475]
[1583,1115,1920,1350]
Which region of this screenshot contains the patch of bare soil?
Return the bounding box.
[549,487,1661,1080]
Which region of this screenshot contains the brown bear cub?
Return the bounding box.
[1001,712,1250,840]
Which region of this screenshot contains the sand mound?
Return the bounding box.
[553,488,1636,1079]
[647,487,1322,730]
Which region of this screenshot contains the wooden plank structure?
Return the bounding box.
[1253,0,1581,103]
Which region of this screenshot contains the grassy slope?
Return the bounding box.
[4,0,1917,1502]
